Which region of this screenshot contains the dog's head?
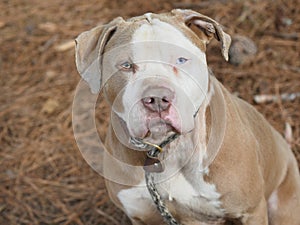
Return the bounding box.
[75,9,231,144]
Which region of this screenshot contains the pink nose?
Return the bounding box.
[142,87,174,112]
[142,96,171,112]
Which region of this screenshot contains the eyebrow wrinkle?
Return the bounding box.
[133,63,139,74]
[173,66,178,76]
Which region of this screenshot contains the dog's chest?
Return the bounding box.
[117,172,224,221]
[159,172,225,218]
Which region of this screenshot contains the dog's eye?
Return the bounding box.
[120,61,133,71]
[176,57,188,65]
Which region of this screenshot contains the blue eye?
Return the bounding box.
[176,57,188,65]
[120,61,133,70]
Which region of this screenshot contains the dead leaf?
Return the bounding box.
[45,70,57,80]
[0,21,6,29]
[284,122,293,147]
[38,22,57,33]
[41,99,59,114]
[54,40,75,52]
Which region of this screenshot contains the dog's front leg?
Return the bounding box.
[241,198,268,225]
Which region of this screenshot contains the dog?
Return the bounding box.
[75,9,300,225]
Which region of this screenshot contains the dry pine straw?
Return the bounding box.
[0,0,299,224]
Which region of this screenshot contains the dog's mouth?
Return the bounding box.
[129,118,181,173]
[142,117,179,145]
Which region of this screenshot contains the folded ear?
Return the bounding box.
[75,17,124,93]
[172,9,231,61]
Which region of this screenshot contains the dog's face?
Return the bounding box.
[104,18,210,142]
[75,9,231,143]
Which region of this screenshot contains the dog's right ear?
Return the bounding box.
[172,9,231,61]
[75,17,124,94]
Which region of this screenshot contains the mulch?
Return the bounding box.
[0,0,299,224]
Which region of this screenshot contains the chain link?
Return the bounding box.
[145,171,181,225]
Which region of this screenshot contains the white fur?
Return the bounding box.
[114,18,209,139]
[268,190,278,212]
[118,171,224,220]
[144,12,153,23]
[117,181,156,218]
[163,173,197,202]
[160,172,223,214]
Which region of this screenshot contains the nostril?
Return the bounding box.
[162,97,169,103]
[143,97,155,104]
[149,97,155,104]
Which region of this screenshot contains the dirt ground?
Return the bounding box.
[0,0,299,224]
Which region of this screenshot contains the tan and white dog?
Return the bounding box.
[75,9,300,225]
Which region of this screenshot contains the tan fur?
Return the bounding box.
[204,77,300,224]
[75,9,300,225]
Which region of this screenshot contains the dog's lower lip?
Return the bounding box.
[148,118,176,134]
[143,123,178,142]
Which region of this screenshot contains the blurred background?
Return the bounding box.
[0,0,299,224]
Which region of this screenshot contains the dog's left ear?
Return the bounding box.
[172,9,231,61]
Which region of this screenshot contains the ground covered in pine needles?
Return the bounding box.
[0,0,299,224]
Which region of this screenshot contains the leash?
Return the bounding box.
[130,133,181,225]
[145,172,180,225]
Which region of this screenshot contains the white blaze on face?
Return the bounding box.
[115,18,209,139]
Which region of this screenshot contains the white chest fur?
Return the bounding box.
[160,172,224,215]
[117,171,224,221]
